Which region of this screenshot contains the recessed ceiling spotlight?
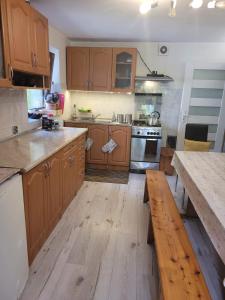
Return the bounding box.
[139,1,152,14]
[190,0,203,8]
[215,0,225,8]
[169,0,177,17]
[208,0,216,7]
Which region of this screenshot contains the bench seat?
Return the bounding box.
[144,170,211,300]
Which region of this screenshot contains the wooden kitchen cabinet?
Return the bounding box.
[108,126,131,167]
[66,47,137,93]
[47,153,63,234]
[111,48,137,93]
[6,0,50,77]
[31,8,50,76]
[6,0,33,73]
[64,122,132,170]
[89,48,112,91]
[67,47,90,90]
[62,146,79,210]
[0,0,11,87]
[23,162,48,264]
[23,134,86,264]
[87,124,109,165]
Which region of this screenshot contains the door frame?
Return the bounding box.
[177,62,225,152]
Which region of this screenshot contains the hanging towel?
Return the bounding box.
[102,139,118,153]
[85,138,93,151]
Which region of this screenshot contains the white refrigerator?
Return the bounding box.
[0,174,29,300]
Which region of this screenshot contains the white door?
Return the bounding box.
[177,63,225,152]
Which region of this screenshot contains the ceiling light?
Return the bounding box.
[169,0,177,17]
[208,0,216,7]
[139,1,152,14]
[190,0,203,8]
[215,0,225,8]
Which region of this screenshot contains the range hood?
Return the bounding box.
[136,72,174,82]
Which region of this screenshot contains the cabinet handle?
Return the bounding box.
[8,64,12,81]
[43,163,49,178]
[31,52,34,67]
[34,53,38,67]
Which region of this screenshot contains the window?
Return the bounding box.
[27,89,44,110]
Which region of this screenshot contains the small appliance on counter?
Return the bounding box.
[42,114,60,131]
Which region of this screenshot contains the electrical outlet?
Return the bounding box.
[12,125,19,135]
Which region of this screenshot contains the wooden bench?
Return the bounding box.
[144,170,211,300]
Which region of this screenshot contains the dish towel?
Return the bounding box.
[102,139,118,153]
[85,138,94,151]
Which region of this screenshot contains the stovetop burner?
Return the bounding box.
[132,119,161,127]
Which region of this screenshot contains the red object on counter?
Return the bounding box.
[59,94,65,113]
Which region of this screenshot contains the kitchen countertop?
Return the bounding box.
[64,118,132,127]
[0,127,88,173]
[0,168,20,185]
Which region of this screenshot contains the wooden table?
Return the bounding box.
[172,151,225,265]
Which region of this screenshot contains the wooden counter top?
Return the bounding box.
[0,127,87,173]
[0,168,20,185]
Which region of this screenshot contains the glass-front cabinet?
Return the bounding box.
[0,0,10,88]
[112,48,137,93]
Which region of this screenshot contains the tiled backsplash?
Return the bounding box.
[0,89,40,141]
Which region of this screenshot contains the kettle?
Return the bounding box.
[148,111,160,126]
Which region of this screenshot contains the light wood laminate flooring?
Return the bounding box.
[20,174,158,300]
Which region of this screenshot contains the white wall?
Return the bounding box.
[68,41,225,135]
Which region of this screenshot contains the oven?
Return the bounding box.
[130,126,162,171]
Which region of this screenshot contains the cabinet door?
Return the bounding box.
[67,47,90,90]
[23,162,48,264]
[47,154,62,234]
[89,48,112,91]
[108,126,131,167]
[112,48,137,93]
[62,153,72,210]
[6,0,33,73]
[0,0,11,87]
[87,125,108,165]
[31,8,50,76]
[70,147,79,198]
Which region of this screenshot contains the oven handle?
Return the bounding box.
[132,136,162,140]
[146,139,159,142]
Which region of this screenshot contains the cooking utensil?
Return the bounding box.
[124,114,132,124]
[117,114,124,123]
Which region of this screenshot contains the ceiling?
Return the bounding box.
[32,0,225,42]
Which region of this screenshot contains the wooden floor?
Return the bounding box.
[20,173,225,300]
[20,174,159,300]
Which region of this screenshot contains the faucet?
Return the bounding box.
[92,114,101,120]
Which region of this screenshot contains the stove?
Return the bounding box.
[130,120,162,172]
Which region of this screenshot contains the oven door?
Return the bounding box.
[131,137,161,163]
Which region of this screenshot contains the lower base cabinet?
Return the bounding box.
[23,134,85,264]
[64,122,131,170]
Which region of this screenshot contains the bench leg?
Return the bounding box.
[147,213,154,244]
[143,179,149,203]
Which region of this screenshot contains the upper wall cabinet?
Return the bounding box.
[67,47,112,92]
[67,47,90,90]
[0,0,11,87]
[31,8,50,76]
[111,48,137,93]
[89,48,112,91]
[66,47,137,93]
[6,0,33,74]
[6,0,50,77]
